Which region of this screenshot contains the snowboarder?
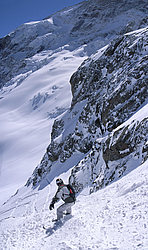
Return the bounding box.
[49,178,76,221]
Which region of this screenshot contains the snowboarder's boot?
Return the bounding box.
[52,218,62,223]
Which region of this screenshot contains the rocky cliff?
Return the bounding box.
[27,26,148,192]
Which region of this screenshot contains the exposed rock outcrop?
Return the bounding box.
[26,26,148,191]
[70,114,148,193]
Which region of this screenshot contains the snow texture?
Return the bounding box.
[0,160,148,249]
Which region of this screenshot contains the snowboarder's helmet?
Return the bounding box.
[56,178,64,186]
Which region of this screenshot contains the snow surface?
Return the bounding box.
[0,47,87,206]
[0,159,147,249]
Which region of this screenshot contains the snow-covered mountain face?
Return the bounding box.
[0,0,148,249]
[0,0,147,204]
[0,15,88,206]
[0,0,147,201]
[0,0,147,89]
[27,26,148,193]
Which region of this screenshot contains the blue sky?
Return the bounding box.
[0,0,84,38]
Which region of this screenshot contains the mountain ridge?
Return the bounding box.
[0,0,147,89]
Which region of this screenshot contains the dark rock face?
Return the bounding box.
[26,26,148,191]
[70,116,148,193]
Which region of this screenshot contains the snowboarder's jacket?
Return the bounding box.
[51,184,76,204]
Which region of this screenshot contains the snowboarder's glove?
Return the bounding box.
[49,203,54,210]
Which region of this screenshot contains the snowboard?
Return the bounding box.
[43,214,72,235]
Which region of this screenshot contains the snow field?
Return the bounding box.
[0,160,147,250]
[0,47,87,206]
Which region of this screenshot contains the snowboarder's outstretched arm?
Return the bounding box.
[49,187,63,210]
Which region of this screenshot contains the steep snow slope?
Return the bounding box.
[0,159,147,249]
[0,47,87,206]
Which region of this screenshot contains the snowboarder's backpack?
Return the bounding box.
[66,184,76,202]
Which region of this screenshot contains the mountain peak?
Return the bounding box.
[0,0,147,88]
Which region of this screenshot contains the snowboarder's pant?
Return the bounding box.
[57,202,74,220]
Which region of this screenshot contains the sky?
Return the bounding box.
[0,0,84,38]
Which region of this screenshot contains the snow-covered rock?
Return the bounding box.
[27,27,148,192]
[70,104,148,193]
